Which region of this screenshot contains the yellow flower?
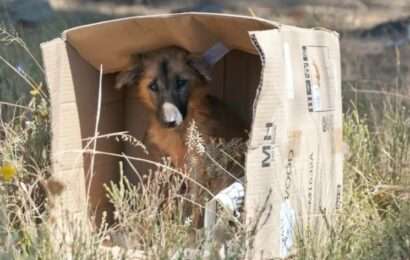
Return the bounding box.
[30,88,40,96]
[0,163,16,182]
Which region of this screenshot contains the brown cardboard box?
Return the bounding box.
[41,13,342,258]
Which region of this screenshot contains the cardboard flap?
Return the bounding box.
[41,38,89,223]
[245,26,342,258]
[62,13,277,73]
[41,14,342,257]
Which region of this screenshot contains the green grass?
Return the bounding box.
[0,9,409,260]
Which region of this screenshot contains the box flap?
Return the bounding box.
[62,13,278,73]
[245,26,342,258]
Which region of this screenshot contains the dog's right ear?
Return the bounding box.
[115,55,144,89]
[187,56,212,82]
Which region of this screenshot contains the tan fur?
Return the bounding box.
[146,84,245,169]
[118,47,246,227]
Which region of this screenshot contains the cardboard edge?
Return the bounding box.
[41,38,91,239]
[246,28,280,146]
[61,12,281,40]
[312,27,340,38]
[40,38,64,155]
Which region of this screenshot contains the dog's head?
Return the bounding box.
[116,47,211,128]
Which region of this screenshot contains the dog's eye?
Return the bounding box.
[176,78,188,90]
[149,80,159,92]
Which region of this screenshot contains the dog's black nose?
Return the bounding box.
[165,121,177,128]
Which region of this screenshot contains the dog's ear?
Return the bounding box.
[187,56,212,82]
[115,67,140,89]
[115,54,144,89]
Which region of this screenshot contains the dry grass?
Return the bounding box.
[0,6,409,260]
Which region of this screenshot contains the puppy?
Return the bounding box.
[116,46,246,227]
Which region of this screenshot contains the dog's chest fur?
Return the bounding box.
[147,121,187,168]
[146,88,244,169]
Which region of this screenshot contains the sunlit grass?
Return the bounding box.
[0,9,409,259]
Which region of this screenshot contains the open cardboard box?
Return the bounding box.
[41,13,342,258]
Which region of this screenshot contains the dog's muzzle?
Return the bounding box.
[161,102,183,127]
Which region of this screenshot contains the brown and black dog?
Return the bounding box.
[116,46,246,226]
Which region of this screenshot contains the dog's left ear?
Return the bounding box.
[187,56,212,82]
[115,65,142,89]
[115,54,144,89]
[115,69,135,89]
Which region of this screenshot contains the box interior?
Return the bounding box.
[63,14,271,224]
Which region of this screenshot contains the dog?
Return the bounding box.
[115,46,247,227]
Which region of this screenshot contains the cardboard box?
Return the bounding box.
[41,13,342,258]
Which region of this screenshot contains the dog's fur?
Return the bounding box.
[116,47,246,227]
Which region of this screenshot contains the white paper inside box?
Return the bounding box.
[41,13,342,258]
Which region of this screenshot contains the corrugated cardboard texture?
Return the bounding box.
[41,38,88,224]
[41,13,342,258]
[245,27,342,258]
[41,39,124,226]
